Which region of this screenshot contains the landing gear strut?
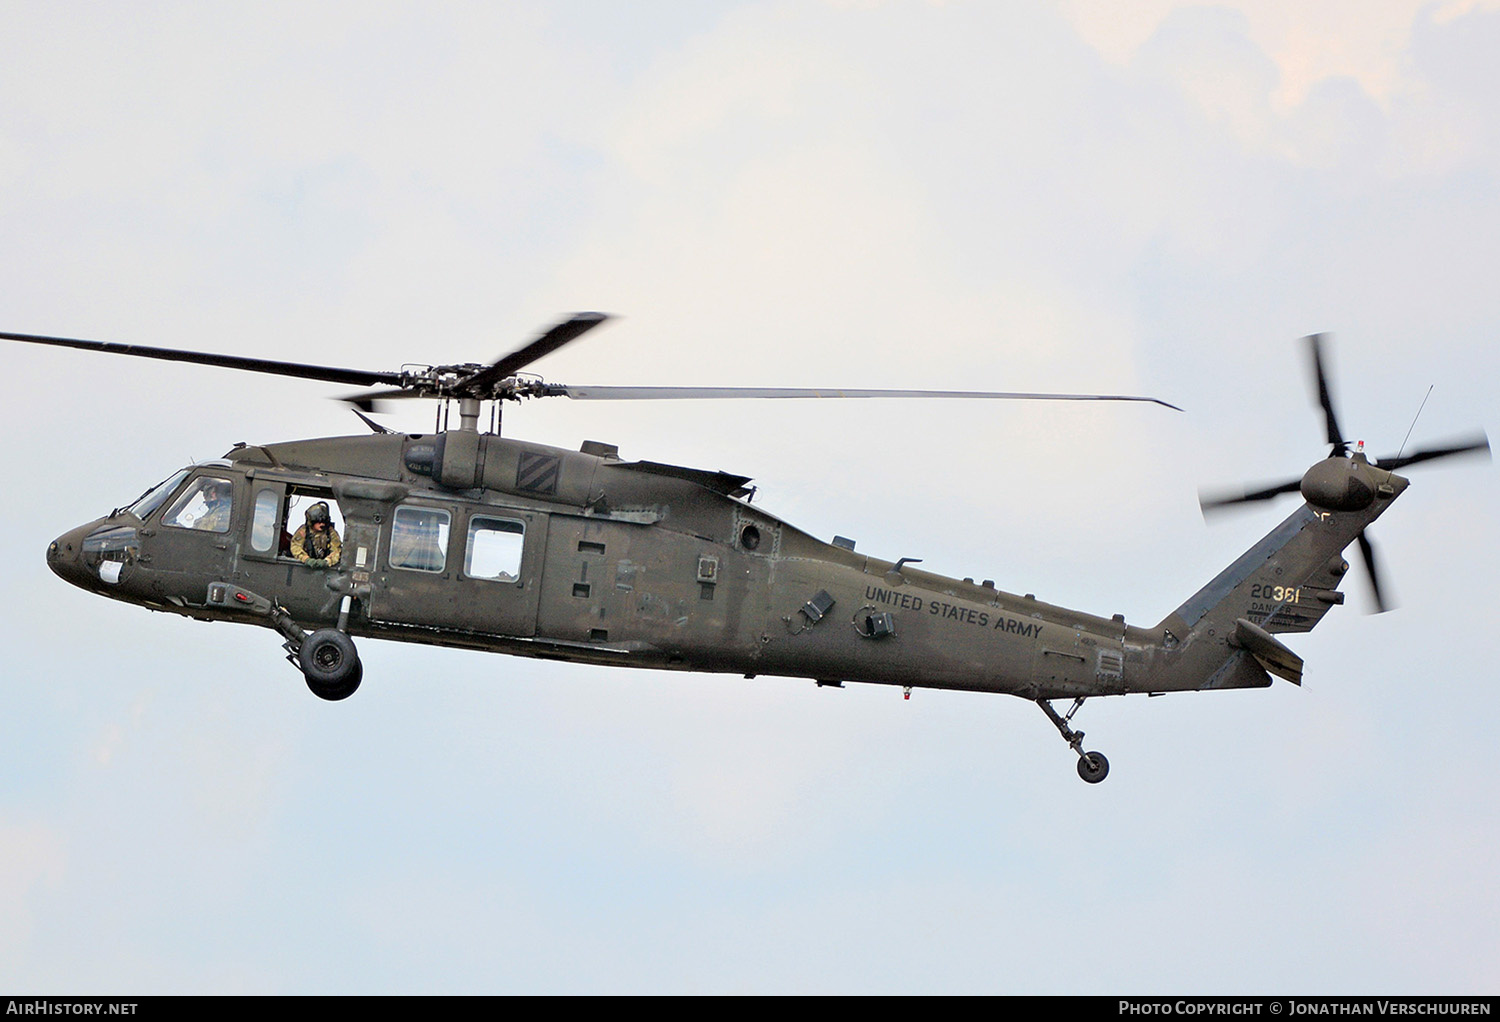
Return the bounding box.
[1037,697,1110,784]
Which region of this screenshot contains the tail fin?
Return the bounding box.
[1149,472,1408,692]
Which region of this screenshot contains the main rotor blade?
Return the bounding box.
[343,389,412,412]
[1357,530,1392,614]
[1375,432,1490,472]
[540,385,1183,410]
[1198,477,1304,513]
[458,312,610,395]
[1306,333,1348,455]
[0,330,406,387]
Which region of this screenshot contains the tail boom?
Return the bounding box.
[1138,468,1409,693]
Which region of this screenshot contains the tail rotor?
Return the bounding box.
[1199,334,1489,613]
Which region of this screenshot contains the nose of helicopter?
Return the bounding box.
[47,520,108,590]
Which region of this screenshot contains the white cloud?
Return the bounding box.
[1060,0,1500,105]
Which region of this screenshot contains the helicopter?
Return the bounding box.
[5,317,1489,782]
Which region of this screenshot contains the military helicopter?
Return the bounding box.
[5,318,1488,782]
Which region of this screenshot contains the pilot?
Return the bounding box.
[291,501,342,569]
[194,479,232,532]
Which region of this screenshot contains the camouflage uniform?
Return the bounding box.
[196,492,231,532]
[291,502,342,568]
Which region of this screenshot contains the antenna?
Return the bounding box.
[1394,385,1434,464]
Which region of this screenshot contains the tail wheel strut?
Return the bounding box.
[1037,698,1110,784]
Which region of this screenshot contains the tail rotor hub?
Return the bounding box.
[1300,456,1380,512]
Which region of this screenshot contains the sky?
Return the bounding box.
[1,0,1497,995]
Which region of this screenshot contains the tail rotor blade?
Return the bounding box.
[1376,432,1490,472]
[1306,333,1348,455]
[1199,477,1304,513]
[1357,530,1392,614]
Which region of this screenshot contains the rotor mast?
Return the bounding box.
[458,396,483,433]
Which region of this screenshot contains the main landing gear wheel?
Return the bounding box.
[300,628,362,701]
[1037,697,1111,784]
[1076,751,1109,784]
[306,659,362,701]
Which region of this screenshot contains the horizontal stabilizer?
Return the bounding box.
[1232,618,1304,685]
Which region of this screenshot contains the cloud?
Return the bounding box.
[1060,0,1500,106]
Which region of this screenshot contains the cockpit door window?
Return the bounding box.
[162,476,234,533]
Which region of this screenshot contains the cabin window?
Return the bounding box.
[281,489,345,561]
[466,516,525,583]
[162,476,234,533]
[274,489,346,561]
[390,505,451,573]
[250,488,280,553]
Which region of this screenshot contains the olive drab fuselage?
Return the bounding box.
[45,429,1411,704]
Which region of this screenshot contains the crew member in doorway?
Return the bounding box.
[292,501,342,568]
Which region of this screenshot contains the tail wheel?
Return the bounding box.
[1076,751,1109,784]
[1038,698,1112,783]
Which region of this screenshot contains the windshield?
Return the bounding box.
[124,468,191,520]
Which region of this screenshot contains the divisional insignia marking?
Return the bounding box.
[516,452,561,495]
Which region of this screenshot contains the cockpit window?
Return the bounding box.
[125,469,191,520]
[162,476,234,532]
